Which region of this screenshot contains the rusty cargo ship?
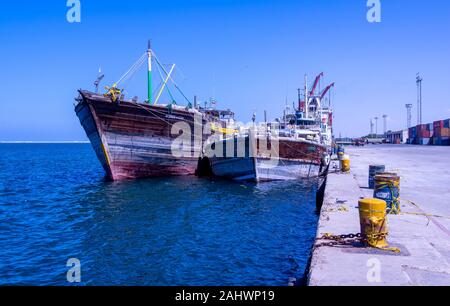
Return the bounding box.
[75,43,233,180]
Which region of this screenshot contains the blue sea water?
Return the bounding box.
[0,143,319,286]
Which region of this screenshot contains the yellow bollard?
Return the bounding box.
[358,198,388,248]
[340,154,350,172]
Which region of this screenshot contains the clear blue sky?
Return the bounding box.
[1,0,449,140]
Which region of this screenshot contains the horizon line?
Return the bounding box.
[0,141,90,144]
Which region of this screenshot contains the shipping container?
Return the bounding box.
[431,137,437,145]
[434,120,444,129]
[417,124,428,131]
[444,119,450,128]
[441,137,450,146]
[432,137,439,145]
[433,127,450,137]
[417,130,431,138]
[417,138,430,145]
[410,126,417,137]
[434,137,450,146]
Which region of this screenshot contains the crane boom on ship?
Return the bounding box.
[309,72,324,96]
[320,82,335,100]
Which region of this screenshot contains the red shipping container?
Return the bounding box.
[418,130,431,138]
[417,124,428,131]
[434,120,444,129]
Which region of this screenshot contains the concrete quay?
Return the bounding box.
[308,145,450,286]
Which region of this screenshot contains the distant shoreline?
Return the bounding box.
[0,141,90,144]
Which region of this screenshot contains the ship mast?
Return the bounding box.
[147,40,152,104]
[304,74,309,119]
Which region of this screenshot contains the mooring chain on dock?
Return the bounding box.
[315,233,363,248]
[316,232,393,247]
[321,233,362,240]
[315,232,400,253]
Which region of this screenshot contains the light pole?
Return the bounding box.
[416,73,423,125]
[370,118,374,137]
[374,117,379,136]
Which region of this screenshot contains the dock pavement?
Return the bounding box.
[308,145,450,286]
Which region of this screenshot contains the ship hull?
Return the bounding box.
[207,136,326,182]
[75,91,203,180]
[255,158,321,182]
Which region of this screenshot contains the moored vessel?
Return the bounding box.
[206,133,327,182]
[206,73,334,182]
[75,42,232,180]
